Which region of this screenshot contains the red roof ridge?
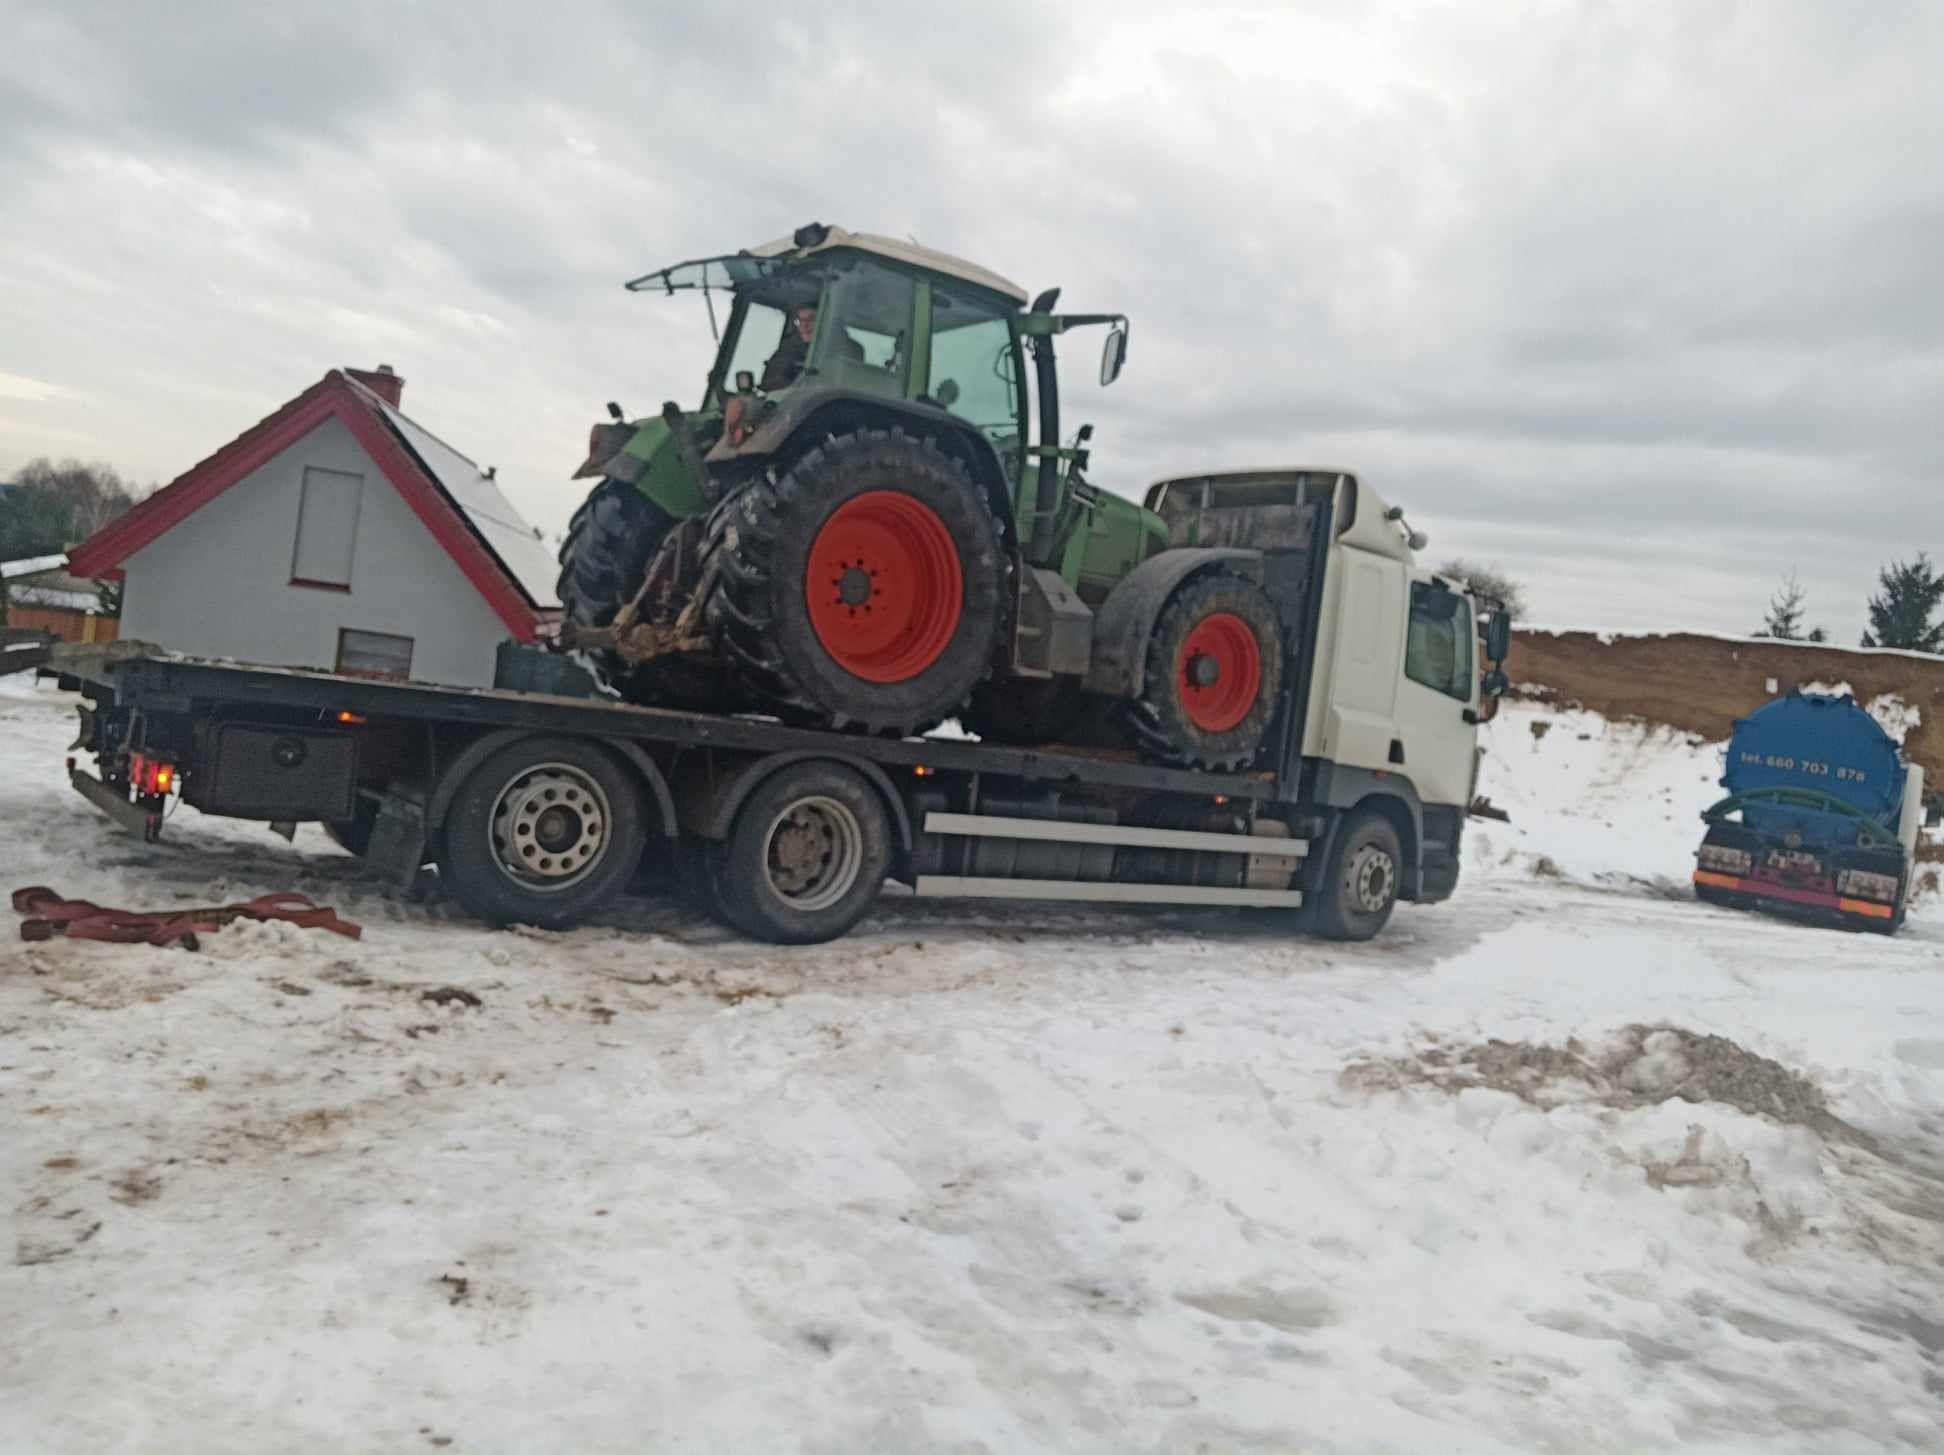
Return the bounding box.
[66,370,541,641]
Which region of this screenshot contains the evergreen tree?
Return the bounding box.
[1859,553,1944,652]
[1754,568,1829,643]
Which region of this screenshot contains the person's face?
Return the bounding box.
[793,306,817,343]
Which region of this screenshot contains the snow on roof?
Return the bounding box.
[357,389,560,609]
[2,554,68,580]
[8,584,98,612]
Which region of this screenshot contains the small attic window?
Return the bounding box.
[291,466,363,588]
[336,628,413,680]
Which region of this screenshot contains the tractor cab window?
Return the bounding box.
[807,257,914,396]
[1404,581,1474,701]
[719,300,786,398]
[928,294,1022,474]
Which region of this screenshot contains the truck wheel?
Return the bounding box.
[438,736,647,929]
[1314,809,1402,941]
[706,429,1004,735]
[1127,570,1282,770]
[556,479,675,696]
[712,760,891,944]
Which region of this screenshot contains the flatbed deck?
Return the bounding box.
[49,643,1280,801]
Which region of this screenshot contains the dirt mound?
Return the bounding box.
[1509,629,1943,784]
[1343,1024,1875,1150]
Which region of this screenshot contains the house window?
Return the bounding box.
[292,466,364,588]
[336,628,414,680]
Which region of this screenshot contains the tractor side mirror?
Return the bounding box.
[1100,324,1128,387]
[735,369,755,395]
[1486,608,1512,664]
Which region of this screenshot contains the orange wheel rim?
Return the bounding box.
[805,490,964,682]
[1178,612,1261,732]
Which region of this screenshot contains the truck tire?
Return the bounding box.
[706,429,1004,735]
[1127,570,1282,770]
[1313,809,1402,941]
[710,760,891,944]
[437,735,647,929]
[556,480,675,696]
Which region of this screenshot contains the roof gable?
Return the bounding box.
[67,371,552,641]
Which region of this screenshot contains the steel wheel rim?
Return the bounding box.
[489,762,612,892]
[1348,843,1395,914]
[761,795,865,912]
[804,490,964,683]
[1178,611,1262,732]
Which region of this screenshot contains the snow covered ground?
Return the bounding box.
[5,678,1943,1452]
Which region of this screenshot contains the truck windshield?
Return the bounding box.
[1405,582,1474,701]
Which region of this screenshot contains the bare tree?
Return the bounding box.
[1436,559,1526,618]
[12,458,142,540]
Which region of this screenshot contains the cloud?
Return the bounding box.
[0,0,1939,642]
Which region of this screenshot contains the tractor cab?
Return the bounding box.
[602,225,1135,555]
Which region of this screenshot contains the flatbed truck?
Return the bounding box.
[41,472,1510,945]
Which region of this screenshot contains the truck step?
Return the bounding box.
[913,876,1304,908]
[922,811,1308,860]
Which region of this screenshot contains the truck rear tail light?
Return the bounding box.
[1697,844,1752,874]
[129,752,177,796]
[1836,868,1898,903]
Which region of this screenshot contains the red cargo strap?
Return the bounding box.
[12,885,362,947]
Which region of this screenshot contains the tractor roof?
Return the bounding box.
[748,226,1029,305]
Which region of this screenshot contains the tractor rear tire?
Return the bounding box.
[1126,570,1282,770]
[555,479,675,697]
[706,429,1003,735]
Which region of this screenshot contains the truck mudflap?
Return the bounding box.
[1692,868,1898,923]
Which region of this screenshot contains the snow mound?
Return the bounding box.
[1343,1024,1870,1148]
[1469,703,1720,893]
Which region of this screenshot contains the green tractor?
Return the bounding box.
[559,223,1285,769]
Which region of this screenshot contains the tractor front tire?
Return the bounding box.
[555,479,675,697]
[708,429,1004,735]
[1127,570,1282,770]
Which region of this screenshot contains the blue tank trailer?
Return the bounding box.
[1694,691,1928,932]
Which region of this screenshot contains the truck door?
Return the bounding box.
[1321,549,1405,769]
[1394,577,1480,810]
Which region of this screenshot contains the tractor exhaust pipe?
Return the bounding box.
[1029,287,1062,564]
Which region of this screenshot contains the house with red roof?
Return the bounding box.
[68,366,559,688]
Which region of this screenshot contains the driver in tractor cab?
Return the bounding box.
[759,302,863,391]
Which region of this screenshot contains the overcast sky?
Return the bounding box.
[3,1,1939,640]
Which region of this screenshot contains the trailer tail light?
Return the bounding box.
[1836,868,1899,903]
[129,752,177,796]
[1696,844,1752,874]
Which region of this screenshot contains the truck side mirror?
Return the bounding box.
[1100,325,1128,386]
[1486,608,1512,663]
[1482,668,1510,700]
[735,369,755,395]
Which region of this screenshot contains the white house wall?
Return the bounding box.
[118,415,513,687]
